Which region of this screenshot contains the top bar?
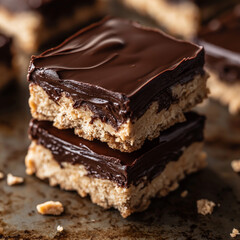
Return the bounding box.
[28,17,208,152]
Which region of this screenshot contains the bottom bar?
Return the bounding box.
[25,113,206,218]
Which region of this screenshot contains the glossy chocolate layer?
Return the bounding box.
[197,5,240,83]
[28,18,204,129]
[0,33,12,66]
[29,112,205,187]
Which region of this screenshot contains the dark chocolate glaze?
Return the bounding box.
[29,112,205,188]
[28,18,204,129]
[197,5,240,83]
[0,33,12,66]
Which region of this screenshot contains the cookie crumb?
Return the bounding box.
[230,228,240,238]
[57,225,64,232]
[231,160,240,172]
[0,172,4,180]
[181,190,188,198]
[197,199,216,215]
[36,201,64,216]
[7,173,24,186]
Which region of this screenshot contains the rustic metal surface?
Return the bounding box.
[1,4,240,238]
[0,86,240,240]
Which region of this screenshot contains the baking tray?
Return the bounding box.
[1,85,240,240]
[1,5,240,239]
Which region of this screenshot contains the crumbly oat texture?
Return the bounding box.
[231,160,240,173]
[29,73,208,152]
[121,0,200,38]
[0,171,4,180]
[0,2,104,53]
[230,228,240,238]
[181,190,188,198]
[36,201,64,216]
[197,199,216,216]
[207,69,240,115]
[57,225,64,233]
[7,173,24,186]
[25,141,206,218]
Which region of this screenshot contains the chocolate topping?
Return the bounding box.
[0,33,12,66]
[197,5,240,83]
[29,112,205,188]
[28,18,204,129]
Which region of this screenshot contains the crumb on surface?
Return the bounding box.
[231,160,240,172]
[181,190,188,198]
[57,225,64,232]
[36,201,64,216]
[7,173,24,186]
[230,228,240,238]
[0,171,4,180]
[197,199,216,215]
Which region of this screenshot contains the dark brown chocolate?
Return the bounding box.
[0,33,12,66]
[29,112,205,188]
[28,18,204,129]
[197,5,240,83]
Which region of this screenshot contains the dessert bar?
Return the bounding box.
[197,5,240,114]
[28,18,209,152]
[25,112,206,218]
[119,0,237,38]
[0,0,104,53]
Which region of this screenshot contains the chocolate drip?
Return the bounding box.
[197,5,240,83]
[0,33,12,66]
[29,112,205,188]
[28,18,204,129]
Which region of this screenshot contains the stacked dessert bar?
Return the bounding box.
[0,0,105,54]
[197,4,240,115]
[118,0,238,38]
[25,18,209,217]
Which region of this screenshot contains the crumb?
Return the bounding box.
[36,201,64,216]
[181,190,188,198]
[0,172,4,180]
[197,199,216,215]
[230,228,240,238]
[231,160,240,172]
[57,225,64,232]
[7,173,24,186]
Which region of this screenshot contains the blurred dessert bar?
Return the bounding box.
[25,112,206,218]
[119,0,238,38]
[0,33,15,91]
[27,18,208,152]
[0,0,105,54]
[197,5,240,115]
